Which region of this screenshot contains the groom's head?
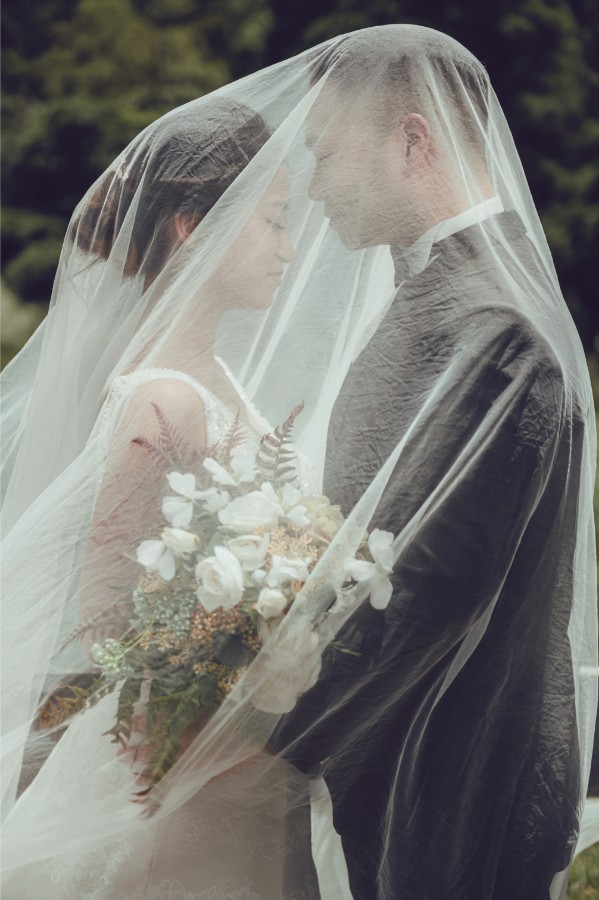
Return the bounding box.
[306,26,492,250]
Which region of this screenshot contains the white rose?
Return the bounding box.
[195,546,244,612]
[254,587,288,620]
[227,533,270,571]
[264,555,312,589]
[162,527,200,556]
[218,489,282,534]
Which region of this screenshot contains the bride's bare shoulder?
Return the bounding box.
[115,373,207,444]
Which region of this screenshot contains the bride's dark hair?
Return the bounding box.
[70,100,272,279]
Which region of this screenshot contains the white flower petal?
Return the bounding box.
[376,548,394,573]
[203,458,236,486]
[204,490,230,513]
[260,482,283,513]
[370,576,393,610]
[368,529,394,560]
[166,472,197,498]
[253,568,267,585]
[137,539,165,570]
[347,559,375,582]
[230,446,258,482]
[195,587,223,613]
[158,549,176,581]
[286,505,310,528]
[281,482,302,509]
[162,496,193,527]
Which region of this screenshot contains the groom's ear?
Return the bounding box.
[402,114,431,160]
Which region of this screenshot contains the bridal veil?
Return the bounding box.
[1,24,596,900]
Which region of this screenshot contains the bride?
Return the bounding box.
[1,99,326,898]
[1,25,596,900]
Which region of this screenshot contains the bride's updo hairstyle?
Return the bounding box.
[70,100,272,280]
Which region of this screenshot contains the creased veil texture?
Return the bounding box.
[1,24,596,900]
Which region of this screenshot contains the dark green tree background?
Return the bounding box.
[3,0,598,349]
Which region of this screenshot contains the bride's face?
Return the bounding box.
[216,168,294,311]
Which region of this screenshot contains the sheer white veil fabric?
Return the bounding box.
[1,24,596,900]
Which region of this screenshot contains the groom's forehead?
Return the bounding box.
[305,86,355,148]
[305,82,394,151]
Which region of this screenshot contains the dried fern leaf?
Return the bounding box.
[150,403,188,469]
[257,399,304,485]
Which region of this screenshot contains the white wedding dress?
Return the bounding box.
[3,365,350,900]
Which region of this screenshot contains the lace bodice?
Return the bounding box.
[98,363,255,443]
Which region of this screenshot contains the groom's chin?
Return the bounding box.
[329,221,364,251]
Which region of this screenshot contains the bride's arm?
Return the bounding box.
[78,378,207,661]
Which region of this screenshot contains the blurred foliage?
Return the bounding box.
[3,0,598,345]
[568,841,599,899]
[1,0,272,301]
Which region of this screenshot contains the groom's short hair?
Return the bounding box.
[309,30,490,161]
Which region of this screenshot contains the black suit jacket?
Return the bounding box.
[273,212,585,900]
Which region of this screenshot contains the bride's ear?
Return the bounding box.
[174,212,197,242]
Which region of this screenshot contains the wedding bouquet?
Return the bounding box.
[44,402,396,793]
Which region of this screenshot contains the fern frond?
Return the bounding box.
[257,399,304,486]
[214,411,249,464]
[102,676,142,748]
[130,436,173,467]
[150,403,188,469]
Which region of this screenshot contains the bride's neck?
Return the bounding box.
[131,288,226,381]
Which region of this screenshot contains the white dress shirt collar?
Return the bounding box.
[394,195,505,281]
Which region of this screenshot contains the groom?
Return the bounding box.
[273,28,586,900]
